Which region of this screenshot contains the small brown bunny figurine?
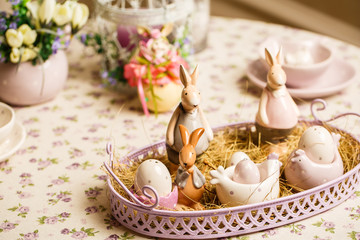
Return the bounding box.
[166,65,213,166]
[175,124,205,210]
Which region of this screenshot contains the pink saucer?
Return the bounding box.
[246,57,357,98]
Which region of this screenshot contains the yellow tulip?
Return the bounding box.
[5,29,23,48]
[10,48,20,63]
[71,3,89,30]
[22,48,37,62]
[26,1,40,20]
[53,3,73,26]
[38,0,56,24]
[18,24,37,46]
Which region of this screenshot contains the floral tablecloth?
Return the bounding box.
[1,17,360,240]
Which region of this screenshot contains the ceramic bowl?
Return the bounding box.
[259,37,333,88]
[0,102,15,143]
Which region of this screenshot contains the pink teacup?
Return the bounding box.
[259,37,333,88]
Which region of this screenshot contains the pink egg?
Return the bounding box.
[233,159,261,184]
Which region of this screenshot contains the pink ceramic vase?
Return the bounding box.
[0,51,68,106]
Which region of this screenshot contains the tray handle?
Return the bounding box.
[104,142,159,209]
[311,99,360,123]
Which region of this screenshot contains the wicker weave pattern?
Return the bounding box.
[107,121,360,239]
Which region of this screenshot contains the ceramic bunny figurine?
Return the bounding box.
[175,124,206,210]
[210,152,281,206]
[256,47,299,143]
[284,126,343,190]
[166,65,213,165]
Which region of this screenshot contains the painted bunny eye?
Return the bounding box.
[185,93,188,95]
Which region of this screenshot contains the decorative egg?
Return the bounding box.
[298,126,336,164]
[233,159,260,184]
[227,151,251,167]
[134,159,172,198]
[144,81,182,113]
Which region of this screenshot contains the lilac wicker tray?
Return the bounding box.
[104,100,360,239]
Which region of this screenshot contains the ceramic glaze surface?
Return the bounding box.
[285,148,344,190]
[0,102,15,143]
[210,153,281,206]
[134,159,172,197]
[173,106,209,155]
[298,126,337,164]
[259,37,333,88]
[233,158,260,184]
[143,81,182,113]
[0,51,68,106]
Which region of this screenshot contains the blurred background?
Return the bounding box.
[1,0,359,46]
[210,0,360,46]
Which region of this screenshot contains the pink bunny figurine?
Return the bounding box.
[255,47,299,143]
[166,65,213,165]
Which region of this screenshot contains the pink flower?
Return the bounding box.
[124,63,146,87]
[17,191,33,199]
[85,206,98,214]
[355,233,360,240]
[71,231,87,239]
[322,221,335,229]
[45,216,58,224]
[20,173,31,178]
[38,160,51,168]
[0,222,16,231]
[18,206,29,213]
[61,228,70,234]
[52,179,65,185]
[23,232,39,240]
[19,178,33,185]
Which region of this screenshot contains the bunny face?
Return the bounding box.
[265,47,287,90]
[267,65,287,89]
[181,85,201,110]
[178,124,205,170]
[179,65,201,112]
[179,145,196,170]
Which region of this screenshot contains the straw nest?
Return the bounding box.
[106,122,360,211]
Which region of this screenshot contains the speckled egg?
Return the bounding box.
[134,159,172,197]
[233,159,260,184]
[298,126,336,164]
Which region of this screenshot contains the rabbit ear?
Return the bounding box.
[161,23,173,37]
[179,124,190,146]
[276,46,283,65]
[189,128,205,147]
[265,48,274,67]
[190,65,199,86]
[179,65,191,87]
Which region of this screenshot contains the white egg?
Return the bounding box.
[233,159,260,184]
[227,151,251,168]
[298,126,336,164]
[134,159,172,198]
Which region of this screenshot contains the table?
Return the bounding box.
[1,17,360,240]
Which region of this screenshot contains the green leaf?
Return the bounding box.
[8,206,18,212]
[136,56,150,65]
[38,216,47,224]
[312,222,322,227]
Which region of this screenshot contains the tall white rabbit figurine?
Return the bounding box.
[166,65,213,165]
[255,47,299,143]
